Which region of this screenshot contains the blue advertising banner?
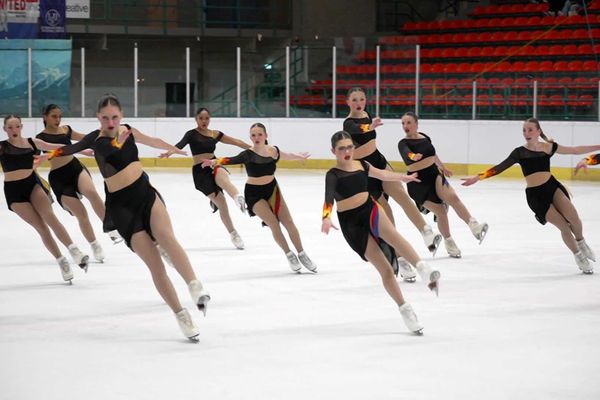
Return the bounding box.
[0,0,40,39]
[0,39,72,116]
[39,0,66,39]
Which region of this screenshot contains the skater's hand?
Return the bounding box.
[321,218,338,235]
[201,159,216,168]
[441,166,453,177]
[79,149,95,157]
[33,154,48,168]
[400,172,420,183]
[574,158,588,175]
[159,149,175,158]
[411,153,423,161]
[370,117,383,130]
[461,175,480,186]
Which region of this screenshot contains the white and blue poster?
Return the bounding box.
[39,0,66,39]
[0,39,72,115]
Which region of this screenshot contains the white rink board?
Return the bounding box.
[15,118,600,166]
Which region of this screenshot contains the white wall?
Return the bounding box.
[16,118,600,167]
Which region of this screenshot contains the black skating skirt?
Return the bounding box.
[359,149,391,200]
[104,173,162,250]
[193,163,229,213]
[245,178,281,226]
[526,175,569,225]
[337,197,399,273]
[407,163,446,211]
[4,172,52,211]
[48,158,90,211]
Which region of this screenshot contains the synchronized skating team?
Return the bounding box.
[1,88,599,341]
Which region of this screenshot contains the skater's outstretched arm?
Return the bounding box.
[130,127,187,155]
[461,149,519,186]
[220,133,252,150]
[47,132,98,159]
[556,143,600,156]
[367,162,420,183]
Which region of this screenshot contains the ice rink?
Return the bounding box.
[1,169,599,400]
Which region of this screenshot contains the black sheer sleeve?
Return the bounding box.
[48,132,97,159]
[175,131,192,150]
[478,148,519,180]
[216,150,250,166]
[323,169,337,219]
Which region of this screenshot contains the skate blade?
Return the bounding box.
[187,335,200,343]
[428,234,442,257]
[65,279,73,285]
[197,295,211,316]
[448,253,462,259]
[413,329,424,336]
[477,224,489,245]
[401,276,417,283]
[582,270,594,275]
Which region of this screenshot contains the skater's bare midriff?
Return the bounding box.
[48,154,75,170]
[104,161,144,192]
[3,168,34,182]
[336,192,369,212]
[247,174,274,186]
[525,171,552,188]
[192,153,214,165]
[352,140,377,160]
[406,156,436,172]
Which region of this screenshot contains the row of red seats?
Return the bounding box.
[472,1,600,17]
[309,76,600,88]
[403,14,600,33]
[336,60,599,75]
[356,43,600,61]
[418,28,600,44]
[471,3,547,17]
[310,77,599,87]
[293,94,595,108]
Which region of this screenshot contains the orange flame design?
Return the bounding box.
[322,202,333,219]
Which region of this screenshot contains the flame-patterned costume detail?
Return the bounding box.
[407,152,418,161]
[359,124,370,133]
[478,168,497,180]
[269,184,281,218]
[215,157,231,166]
[369,200,381,241]
[47,148,64,160]
[585,154,599,166]
[322,202,333,220]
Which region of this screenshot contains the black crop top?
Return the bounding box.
[479,142,559,179]
[343,111,377,147]
[49,124,139,179]
[217,147,280,178]
[36,126,73,147]
[0,138,40,173]
[322,160,370,219]
[175,129,224,155]
[397,133,436,166]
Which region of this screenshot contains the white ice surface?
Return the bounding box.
[1,170,599,400]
